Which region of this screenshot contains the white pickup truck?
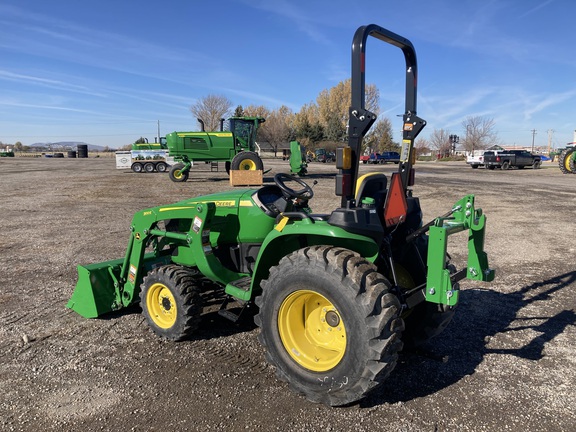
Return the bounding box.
[466,151,486,169]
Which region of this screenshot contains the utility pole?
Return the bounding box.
[531,129,537,152]
[157,120,161,144]
[547,129,554,156]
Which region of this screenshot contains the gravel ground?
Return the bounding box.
[0,156,574,431]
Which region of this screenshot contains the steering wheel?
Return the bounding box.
[274,173,314,200]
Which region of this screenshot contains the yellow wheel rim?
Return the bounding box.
[174,169,183,179]
[278,290,346,372]
[146,283,177,329]
[239,159,256,170]
[565,155,572,172]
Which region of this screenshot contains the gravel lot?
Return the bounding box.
[1,156,574,431]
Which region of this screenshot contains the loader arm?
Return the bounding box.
[67,201,245,318]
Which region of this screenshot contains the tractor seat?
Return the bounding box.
[355,173,387,205]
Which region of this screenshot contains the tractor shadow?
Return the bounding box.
[363,270,576,407]
[193,278,258,340]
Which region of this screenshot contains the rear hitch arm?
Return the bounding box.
[425,195,495,307]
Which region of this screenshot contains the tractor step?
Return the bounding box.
[217,295,251,323]
[226,276,252,292]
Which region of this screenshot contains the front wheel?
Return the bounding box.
[169,163,189,182]
[255,246,403,406]
[140,265,201,341]
[231,151,263,171]
[501,161,510,170]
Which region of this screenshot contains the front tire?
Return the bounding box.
[255,246,403,406]
[230,151,263,171]
[140,265,201,341]
[169,163,189,182]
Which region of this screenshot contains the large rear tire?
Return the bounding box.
[255,246,403,406]
[230,151,263,171]
[558,148,574,174]
[140,265,201,341]
[169,163,189,182]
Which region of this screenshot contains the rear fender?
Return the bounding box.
[229,218,379,301]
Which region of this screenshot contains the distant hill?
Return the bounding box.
[28,141,112,151]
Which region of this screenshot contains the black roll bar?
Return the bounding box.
[342,24,426,207]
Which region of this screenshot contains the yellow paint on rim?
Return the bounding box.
[278,290,346,372]
[565,154,572,172]
[146,283,177,329]
[239,159,257,170]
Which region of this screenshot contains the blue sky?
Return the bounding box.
[1,0,575,149]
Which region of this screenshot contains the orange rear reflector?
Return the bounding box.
[383,172,407,227]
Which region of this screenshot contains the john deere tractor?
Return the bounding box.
[557,144,576,174]
[166,116,265,182]
[67,25,494,406]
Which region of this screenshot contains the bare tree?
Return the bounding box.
[429,128,452,158]
[257,105,294,157]
[190,94,233,131]
[415,137,431,158]
[461,116,499,152]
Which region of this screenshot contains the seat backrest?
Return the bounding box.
[355,173,387,204]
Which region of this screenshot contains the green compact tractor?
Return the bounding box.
[166,116,265,182]
[68,25,494,406]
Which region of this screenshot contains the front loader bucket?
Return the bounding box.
[66,258,124,318]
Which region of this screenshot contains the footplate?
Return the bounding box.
[426,195,495,306]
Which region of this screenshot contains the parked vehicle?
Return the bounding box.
[484,149,541,170]
[167,116,266,182]
[380,151,401,163]
[466,151,487,168]
[362,151,401,164]
[314,148,335,163]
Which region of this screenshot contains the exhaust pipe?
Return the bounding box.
[220,118,225,131]
[197,118,205,131]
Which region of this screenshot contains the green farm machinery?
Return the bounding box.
[557,144,576,174]
[166,116,265,182]
[67,25,494,406]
